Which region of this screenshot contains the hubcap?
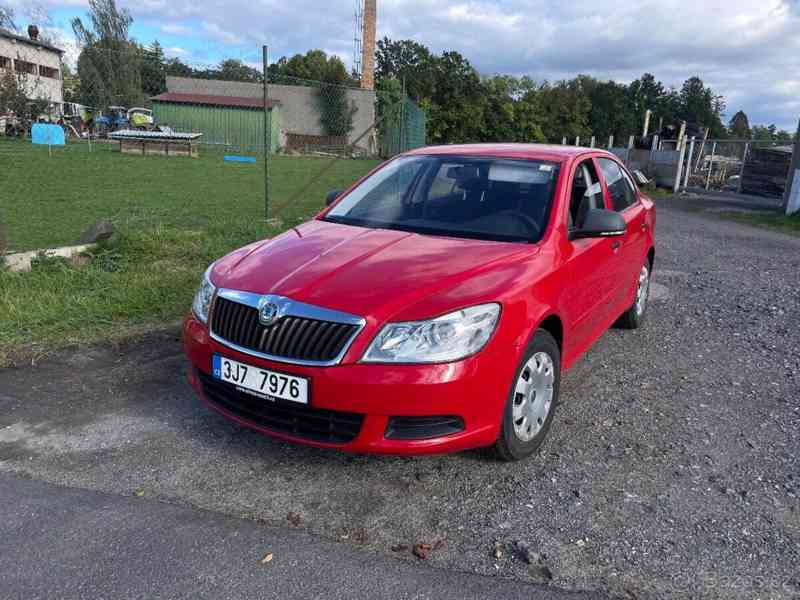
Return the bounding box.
[512,352,555,442]
[635,265,650,316]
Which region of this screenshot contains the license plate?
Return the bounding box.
[212,355,309,405]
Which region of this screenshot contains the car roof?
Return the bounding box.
[404,143,614,163]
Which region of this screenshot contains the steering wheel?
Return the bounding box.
[497,210,541,237]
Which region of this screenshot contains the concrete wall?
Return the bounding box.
[166,76,376,150]
[0,35,63,106]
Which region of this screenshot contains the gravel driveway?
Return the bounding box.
[1,201,798,599]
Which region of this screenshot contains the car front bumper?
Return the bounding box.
[183,315,515,455]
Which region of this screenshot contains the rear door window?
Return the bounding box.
[598,158,637,212]
[568,159,603,230]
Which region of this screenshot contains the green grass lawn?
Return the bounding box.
[0,138,379,365]
[718,211,800,236]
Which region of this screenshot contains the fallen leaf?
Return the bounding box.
[261,553,273,564]
[413,543,432,559]
[134,489,145,497]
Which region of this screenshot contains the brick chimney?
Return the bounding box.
[27,25,40,41]
[360,0,376,90]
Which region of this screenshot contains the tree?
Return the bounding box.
[481,75,545,143]
[424,50,485,144]
[72,0,143,109]
[140,41,166,96]
[0,68,50,131]
[375,38,436,102]
[627,73,665,128]
[728,110,750,139]
[538,79,592,143]
[215,59,262,83]
[579,76,636,141]
[165,57,193,78]
[679,76,725,137]
[269,50,354,85]
[751,124,793,142]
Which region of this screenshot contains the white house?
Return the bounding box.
[0,26,64,113]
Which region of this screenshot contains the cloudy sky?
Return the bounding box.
[8,0,800,130]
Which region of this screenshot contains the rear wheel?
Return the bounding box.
[494,330,560,461]
[617,261,650,329]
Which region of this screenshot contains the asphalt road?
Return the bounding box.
[2,474,596,600]
[1,200,798,599]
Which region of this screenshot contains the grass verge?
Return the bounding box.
[0,138,379,365]
[717,211,800,236]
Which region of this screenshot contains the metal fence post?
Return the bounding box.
[649,135,659,173]
[737,142,750,195]
[561,136,566,145]
[401,77,407,153]
[683,136,696,189]
[262,46,273,221]
[607,135,614,149]
[673,138,687,194]
[589,136,595,148]
[705,141,717,191]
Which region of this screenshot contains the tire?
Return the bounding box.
[616,261,651,330]
[494,329,561,461]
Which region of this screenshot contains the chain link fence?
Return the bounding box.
[0,44,429,258]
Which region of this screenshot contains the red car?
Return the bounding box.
[184,144,655,460]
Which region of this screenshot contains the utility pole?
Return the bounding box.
[263,45,270,221]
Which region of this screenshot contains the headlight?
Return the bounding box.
[362,303,501,364]
[192,265,217,324]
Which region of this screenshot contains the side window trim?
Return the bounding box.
[567,158,597,231]
[591,156,613,211]
[566,161,585,231]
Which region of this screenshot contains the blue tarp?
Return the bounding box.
[224,155,257,164]
[31,123,66,146]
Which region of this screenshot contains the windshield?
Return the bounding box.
[324,155,561,243]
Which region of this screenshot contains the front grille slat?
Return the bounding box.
[278,319,294,357]
[323,325,350,359]
[211,297,359,364]
[287,319,310,358]
[199,372,364,444]
[296,320,321,359]
[232,303,248,344]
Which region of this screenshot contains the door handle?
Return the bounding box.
[641,222,649,231]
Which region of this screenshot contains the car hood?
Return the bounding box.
[211,219,536,322]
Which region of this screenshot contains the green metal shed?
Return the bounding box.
[151,92,282,153]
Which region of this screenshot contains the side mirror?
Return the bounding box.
[570,208,626,240]
[326,189,344,207]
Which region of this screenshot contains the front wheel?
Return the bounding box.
[617,261,651,329]
[494,330,560,461]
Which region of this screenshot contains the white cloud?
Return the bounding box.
[161,23,191,35]
[201,21,244,45]
[165,46,190,57]
[19,0,799,130]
